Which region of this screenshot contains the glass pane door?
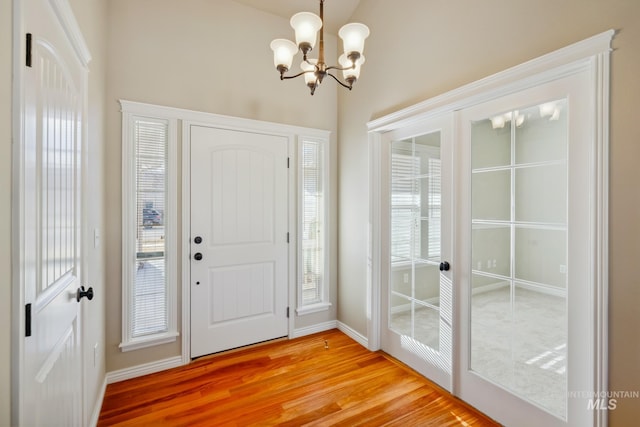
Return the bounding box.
[470,99,569,418]
[390,134,443,348]
[382,117,453,390]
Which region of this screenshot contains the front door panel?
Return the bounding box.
[190,125,289,358]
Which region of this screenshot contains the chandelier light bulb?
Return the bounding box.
[301,60,318,85]
[270,39,298,73]
[491,115,506,129]
[339,54,365,82]
[339,23,370,60]
[290,12,322,54]
[539,102,556,118]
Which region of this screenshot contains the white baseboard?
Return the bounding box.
[88,377,107,427]
[106,355,184,384]
[472,281,509,295]
[337,321,368,348]
[471,280,566,298]
[291,320,338,338]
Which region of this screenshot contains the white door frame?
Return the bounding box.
[11,0,92,424]
[180,111,330,361]
[367,30,613,427]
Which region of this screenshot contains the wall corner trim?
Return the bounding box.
[337,321,369,349]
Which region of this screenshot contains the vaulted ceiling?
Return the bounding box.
[232,0,361,34]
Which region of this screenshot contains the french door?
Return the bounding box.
[379,115,453,390]
[377,61,607,426]
[456,69,595,427]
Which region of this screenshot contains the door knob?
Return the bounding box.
[76,286,94,302]
[194,252,203,261]
[194,236,202,244]
[439,261,450,271]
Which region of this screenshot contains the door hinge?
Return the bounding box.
[287,232,290,243]
[286,307,290,318]
[288,157,291,168]
[26,33,32,67]
[25,303,32,337]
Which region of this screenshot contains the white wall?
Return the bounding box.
[105,0,339,372]
[337,0,640,424]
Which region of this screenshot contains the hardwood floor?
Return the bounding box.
[98,329,499,426]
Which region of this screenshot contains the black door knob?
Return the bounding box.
[194,236,202,244]
[76,286,94,302]
[194,252,203,261]
[439,261,450,271]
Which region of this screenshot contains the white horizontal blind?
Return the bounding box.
[301,140,324,305]
[391,151,420,263]
[427,157,441,260]
[132,118,168,337]
[391,148,441,264]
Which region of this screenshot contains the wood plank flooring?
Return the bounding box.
[98,329,499,426]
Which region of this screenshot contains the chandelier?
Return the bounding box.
[270,0,370,95]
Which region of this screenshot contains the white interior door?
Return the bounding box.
[190,125,289,358]
[21,0,88,424]
[380,115,453,390]
[456,70,596,426]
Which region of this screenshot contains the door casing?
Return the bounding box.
[180,114,331,361]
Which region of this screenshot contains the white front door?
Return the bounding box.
[456,70,595,426]
[190,125,289,358]
[21,0,88,424]
[380,115,453,390]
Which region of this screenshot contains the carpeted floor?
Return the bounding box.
[390,285,567,418]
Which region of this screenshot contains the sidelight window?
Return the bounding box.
[121,102,178,351]
[297,137,331,314]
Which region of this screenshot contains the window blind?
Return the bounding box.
[301,141,324,305]
[391,149,441,263]
[427,157,441,259]
[132,118,168,338]
[391,152,420,262]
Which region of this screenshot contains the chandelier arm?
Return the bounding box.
[326,72,353,90]
[280,70,316,80]
[303,58,321,70]
[325,64,356,72]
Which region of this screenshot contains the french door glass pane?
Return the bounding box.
[472,170,511,221]
[470,99,568,419]
[390,132,443,353]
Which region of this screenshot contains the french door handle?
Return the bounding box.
[439,261,450,271]
[76,286,94,302]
